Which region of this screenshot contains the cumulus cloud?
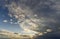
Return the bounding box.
[7,1,46,34]
[6,0,60,35]
[3,20,8,23]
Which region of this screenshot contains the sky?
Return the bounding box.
[0,0,60,37]
[0,0,23,33]
[0,6,22,33]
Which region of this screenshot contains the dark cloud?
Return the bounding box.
[35,31,60,39]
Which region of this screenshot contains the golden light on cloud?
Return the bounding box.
[44,32,47,34]
[39,32,43,36]
[24,29,31,32]
[8,2,47,35]
[46,29,52,32]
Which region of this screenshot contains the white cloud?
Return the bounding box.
[7,1,47,35]
[3,20,8,23]
[9,22,13,24]
[14,22,18,24]
[10,19,13,21]
[7,0,60,35]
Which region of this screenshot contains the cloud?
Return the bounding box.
[6,0,60,35]
[35,31,60,39]
[7,1,46,34]
[3,20,8,23]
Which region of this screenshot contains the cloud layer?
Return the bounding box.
[5,0,60,34]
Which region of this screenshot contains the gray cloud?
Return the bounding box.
[4,0,60,34]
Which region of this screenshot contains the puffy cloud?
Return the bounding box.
[3,20,8,23]
[6,0,60,35]
[7,1,46,35]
